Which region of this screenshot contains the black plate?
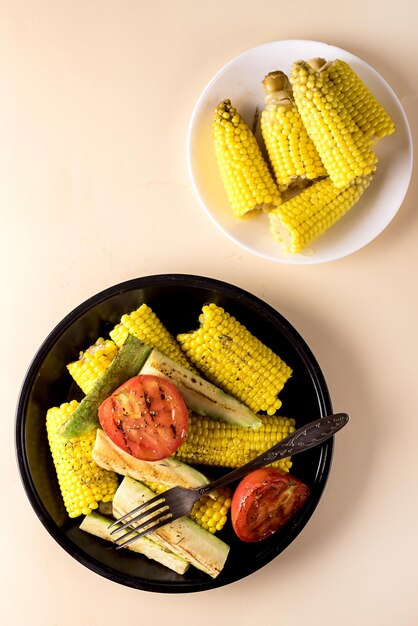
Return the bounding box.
[15,274,333,593]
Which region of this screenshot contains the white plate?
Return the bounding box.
[187,40,413,264]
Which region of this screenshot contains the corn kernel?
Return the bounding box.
[213,99,281,218]
[290,60,378,188]
[143,483,232,534]
[46,401,118,518]
[268,173,374,254]
[67,338,118,394]
[261,71,326,191]
[109,303,194,371]
[326,60,394,140]
[177,304,291,414]
[175,413,294,472]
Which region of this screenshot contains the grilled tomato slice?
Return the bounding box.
[98,374,188,461]
[231,467,310,542]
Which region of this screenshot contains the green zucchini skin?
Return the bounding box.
[60,336,151,438]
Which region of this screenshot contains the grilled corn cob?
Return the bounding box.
[46,401,118,518]
[261,71,326,192]
[213,99,281,218]
[175,413,295,471]
[177,303,292,415]
[268,173,374,254]
[67,338,118,394]
[290,60,377,188]
[323,58,395,140]
[142,480,232,534]
[110,303,194,371]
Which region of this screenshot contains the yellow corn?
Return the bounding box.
[325,59,395,140]
[268,173,374,254]
[46,401,119,518]
[177,303,292,415]
[175,413,295,472]
[261,71,326,192]
[290,60,377,188]
[110,303,194,371]
[189,490,232,534]
[142,480,232,534]
[67,338,118,394]
[213,99,281,218]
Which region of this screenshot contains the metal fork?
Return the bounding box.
[109,412,349,548]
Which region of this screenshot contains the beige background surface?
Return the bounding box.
[2,1,417,624]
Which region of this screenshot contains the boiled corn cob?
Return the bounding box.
[110,303,194,371]
[268,173,374,254]
[177,303,292,415]
[67,338,118,394]
[175,413,295,471]
[323,58,395,140]
[46,400,118,518]
[213,99,281,218]
[142,480,232,534]
[261,71,326,192]
[290,60,377,188]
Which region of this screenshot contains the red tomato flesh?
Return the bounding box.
[98,375,188,461]
[231,467,310,542]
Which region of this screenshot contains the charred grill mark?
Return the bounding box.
[116,418,132,455]
[170,423,177,438]
[156,380,167,402]
[144,392,152,410]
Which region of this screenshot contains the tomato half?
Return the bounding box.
[98,375,188,461]
[231,468,310,542]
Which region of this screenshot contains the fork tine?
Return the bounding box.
[108,493,165,530]
[115,514,174,549]
[109,499,168,536]
[114,507,172,542]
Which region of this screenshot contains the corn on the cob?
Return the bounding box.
[290,60,377,188]
[213,99,281,218]
[46,401,119,518]
[177,303,292,415]
[142,480,232,534]
[109,303,194,371]
[67,338,118,394]
[323,58,395,140]
[261,71,326,192]
[175,413,295,472]
[268,173,374,254]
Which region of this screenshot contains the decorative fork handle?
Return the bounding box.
[195,413,349,498]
